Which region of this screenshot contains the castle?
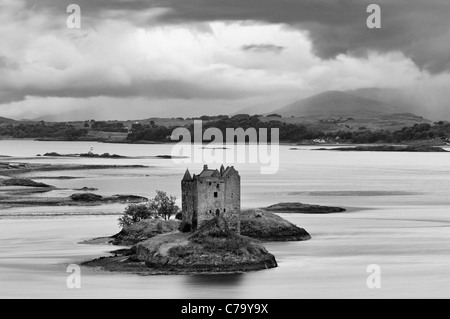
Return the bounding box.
[181,165,241,233]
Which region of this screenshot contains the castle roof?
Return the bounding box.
[222,166,238,177]
[182,169,193,181]
[184,165,239,181]
[198,169,220,178]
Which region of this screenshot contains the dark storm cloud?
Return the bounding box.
[40,0,442,74]
[151,0,450,73]
[0,78,254,104]
[241,44,285,54]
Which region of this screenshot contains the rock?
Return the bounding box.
[42,152,64,157]
[70,193,103,202]
[112,219,181,246]
[75,187,99,192]
[80,153,125,158]
[69,193,147,203]
[178,221,191,233]
[106,195,148,203]
[264,202,346,214]
[0,178,52,188]
[241,210,311,241]
[42,152,127,158]
[156,155,189,159]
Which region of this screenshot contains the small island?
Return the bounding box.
[40,152,126,158]
[263,202,346,214]
[316,145,448,152]
[84,217,277,275]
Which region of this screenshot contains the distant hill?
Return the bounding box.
[0,116,15,124]
[233,98,297,116]
[272,91,401,119]
[348,87,450,121]
[347,88,427,118]
[348,88,421,114]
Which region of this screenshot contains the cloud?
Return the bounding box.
[241,44,284,54]
[134,0,450,74]
[11,0,450,74]
[0,0,449,121]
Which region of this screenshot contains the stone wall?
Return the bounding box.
[181,166,241,233]
[196,177,225,228]
[224,172,241,233]
[181,180,197,228]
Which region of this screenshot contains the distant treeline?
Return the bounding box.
[90,121,128,133]
[0,122,88,140]
[126,115,450,143]
[2,116,449,144]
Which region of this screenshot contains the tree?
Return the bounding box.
[118,204,154,227]
[117,191,180,227]
[148,190,179,221]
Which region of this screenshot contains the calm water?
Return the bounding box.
[0,140,449,298]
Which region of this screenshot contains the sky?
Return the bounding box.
[0,0,449,121]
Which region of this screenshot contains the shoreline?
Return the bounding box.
[0,161,150,210]
[1,137,449,148]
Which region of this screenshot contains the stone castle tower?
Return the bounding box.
[181,165,241,233]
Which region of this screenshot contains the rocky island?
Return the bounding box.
[263,202,346,214]
[84,217,277,275]
[39,152,126,158]
[240,209,311,241]
[317,145,448,152]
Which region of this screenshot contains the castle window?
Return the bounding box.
[209,182,211,186]
[214,192,218,198]
[216,184,219,188]
[209,210,212,214]
[224,209,226,212]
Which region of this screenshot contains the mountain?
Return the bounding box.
[0,116,15,124]
[272,91,402,119]
[347,87,446,120]
[233,98,298,116]
[348,88,421,114]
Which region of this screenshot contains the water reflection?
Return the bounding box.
[185,273,245,287]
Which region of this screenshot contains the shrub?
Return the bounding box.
[117,190,180,227]
[118,204,155,227]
